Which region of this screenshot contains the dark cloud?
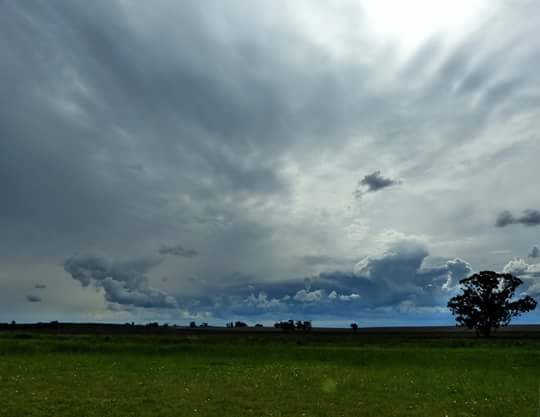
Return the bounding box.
[529,245,540,259]
[0,0,293,262]
[495,211,515,227]
[179,239,472,318]
[1,1,540,324]
[495,210,540,227]
[518,210,540,226]
[159,245,198,258]
[355,171,400,197]
[35,283,47,289]
[64,256,176,309]
[26,295,42,303]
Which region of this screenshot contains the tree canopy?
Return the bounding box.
[447,271,537,336]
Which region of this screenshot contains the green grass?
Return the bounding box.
[0,333,539,416]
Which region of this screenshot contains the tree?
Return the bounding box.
[447,271,537,337]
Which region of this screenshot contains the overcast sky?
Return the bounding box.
[2,0,540,326]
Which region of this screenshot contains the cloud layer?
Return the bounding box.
[62,236,473,320]
[1,1,540,324]
[64,256,177,309]
[158,245,198,258]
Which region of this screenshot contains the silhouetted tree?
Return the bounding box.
[274,320,311,331]
[448,271,537,337]
[350,323,358,331]
[189,321,197,328]
[274,320,295,330]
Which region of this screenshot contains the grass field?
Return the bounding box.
[1,331,539,417]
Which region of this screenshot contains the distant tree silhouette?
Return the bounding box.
[274,320,311,331]
[350,323,358,331]
[448,271,537,337]
[234,321,248,328]
[301,320,312,331]
[189,321,197,328]
[274,320,295,330]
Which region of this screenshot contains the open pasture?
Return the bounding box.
[0,328,539,417]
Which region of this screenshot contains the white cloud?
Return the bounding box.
[293,289,325,303]
[503,257,540,296]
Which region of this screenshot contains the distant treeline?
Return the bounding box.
[0,320,361,334]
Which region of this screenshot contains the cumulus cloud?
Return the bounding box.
[182,236,472,318]
[496,210,540,227]
[242,292,284,310]
[294,289,324,303]
[26,295,42,303]
[328,291,360,301]
[502,257,540,296]
[354,171,400,197]
[443,258,473,290]
[529,245,539,258]
[158,244,198,258]
[64,256,177,309]
[503,258,531,276]
[353,239,471,305]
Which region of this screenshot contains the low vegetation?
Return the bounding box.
[1,332,539,417]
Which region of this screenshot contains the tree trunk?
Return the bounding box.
[478,325,491,337]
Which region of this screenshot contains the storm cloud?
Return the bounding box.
[496,210,540,227]
[2,1,540,324]
[179,237,473,318]
[64,256,177,309]
[356,171,401,196]
[26,295,42,303]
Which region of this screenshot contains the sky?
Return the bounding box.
[1,0,540,326]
